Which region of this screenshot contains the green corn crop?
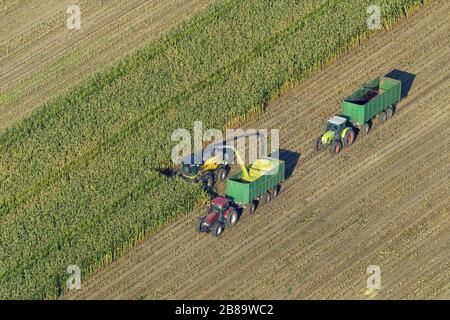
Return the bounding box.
[0,0,426,299]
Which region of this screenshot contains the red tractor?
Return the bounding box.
[196,197,239,237]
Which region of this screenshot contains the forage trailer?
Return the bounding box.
[315,76,402,154]
[196,155,285,237]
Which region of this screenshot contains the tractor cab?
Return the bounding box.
[204,197,230,223]
[210,197,230,213]
[324,116,348,139]
[180,162,201,178]
[180,151,204,178]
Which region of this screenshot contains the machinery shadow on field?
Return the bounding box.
[156,168,176,177]
[385,69,416,99]
[277,149,301,180]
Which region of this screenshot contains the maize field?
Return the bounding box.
[0,0,428,299]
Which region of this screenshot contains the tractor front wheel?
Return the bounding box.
[330,141,342,155]
[343,128,355,146]
[211,222,224,237]
[195,217,204,233]
[313,137,322,151]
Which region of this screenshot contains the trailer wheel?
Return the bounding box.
[271,186,279,199]
[215,166,228,182]
[386,107,393,120]
[329,140,342,155]
[360,123,370,136]
[226,209,238,227]
[343,128,355,146]
[378,112,387,125]
[247,201,257,215]
[211,222,224,237]
[313,137,322,151]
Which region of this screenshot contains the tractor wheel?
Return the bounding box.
[215,166,228,182]
[211,222,224,237]
[226,209,238,227]
[329,140,342,155]
[343,128,355,146]
[247,201,257,215]
[386,107,394,120]
[201,172,215,189]
[195,217,204,233]
[313,137,322,151]
[378,112,387,125]
[360,123,370,136]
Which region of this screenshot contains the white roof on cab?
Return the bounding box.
[328,116,347,125]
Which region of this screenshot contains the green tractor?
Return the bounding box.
[314,115,355,155]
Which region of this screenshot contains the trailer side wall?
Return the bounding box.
[227,159,285,205]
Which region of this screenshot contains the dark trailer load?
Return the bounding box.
[315,76,402,155]
[342,76,401,127]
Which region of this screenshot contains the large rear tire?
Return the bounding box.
[226,209,238,227]
[343,128,355,146]
[329,140,342,155]
[386,107,394,120]
[211,222,224,237]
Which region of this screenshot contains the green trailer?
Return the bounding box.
[196,156,285,237]
[342,76,401,126]
[227,157,285,210]
[314,76,402,155]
